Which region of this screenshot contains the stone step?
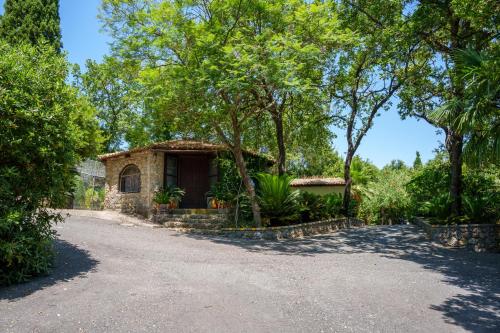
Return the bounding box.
[155,215,227,223]
[176,228,223,235]
[171,214,227,220]
[163,221,223,230]
[170,208,230,215]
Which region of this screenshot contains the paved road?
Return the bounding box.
[1,214,499,333]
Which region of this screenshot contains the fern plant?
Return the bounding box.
[255,173,299,226]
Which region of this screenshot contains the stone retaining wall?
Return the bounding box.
[215,218,364,240]
[412,217,500,252]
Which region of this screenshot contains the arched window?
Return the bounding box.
[119,165,141,193]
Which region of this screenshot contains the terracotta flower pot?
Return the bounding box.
[158,203,169,214]
[167,199,179,209]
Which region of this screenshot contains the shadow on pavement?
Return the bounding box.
[179,225,500,332]
[0,238,99,301]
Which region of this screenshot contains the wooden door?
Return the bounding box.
[178,155,209,208]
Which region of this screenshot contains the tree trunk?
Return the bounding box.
[232,143,262,227]
[342,154,353,216]
[272,113,286,176]
[212,104,263,227]
[448,131,463,216]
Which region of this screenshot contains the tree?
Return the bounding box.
[413,151,423,169]
[0,41,100,284]
[0,0,62,52]
[73,57,142,152]
[398,0,498,216]
[101,0,341,226]
[328,0,417,214]
[358,168,412,225]
[432,48,500,166]
[385,159,408,171]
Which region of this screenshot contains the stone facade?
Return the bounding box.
[213,218,364,240]
[103,151,164,217]
[412,217,500,252]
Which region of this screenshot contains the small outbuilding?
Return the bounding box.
[290,177,346,196]
[98,140,272,217]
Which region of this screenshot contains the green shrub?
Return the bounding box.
[461,167,499,223]
[297,191,328,222]
[406,154,499,223]
[256,173,300,226]
[84,187,105,209]
[210,153,269,225]
[324,193,344,218]
[0,209,61,285]
[153,186,185,205]
[0,42,100,285]
[406,154,450,217]
[358,169,412,224]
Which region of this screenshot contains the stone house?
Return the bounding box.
[98,140,271,217]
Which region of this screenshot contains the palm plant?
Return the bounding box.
[255,173,299,225]
[431,48,499,166]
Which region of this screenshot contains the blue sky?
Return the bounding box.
[0,0,444,168]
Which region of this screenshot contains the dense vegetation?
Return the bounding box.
[1,0,498,283]
[0,1,100,285]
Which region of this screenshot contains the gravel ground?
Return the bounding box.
[1,213,499,333]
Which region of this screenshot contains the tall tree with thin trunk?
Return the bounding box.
[101,0,342,226]
[328,0,418,214]
[398,0,498,216]
[0,0,62,52]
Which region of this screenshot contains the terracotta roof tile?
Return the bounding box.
[98,140,273,162]
[290,177,345,186]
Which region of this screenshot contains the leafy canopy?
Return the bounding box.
[0,41,101,285]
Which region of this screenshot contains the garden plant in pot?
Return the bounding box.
[153,186,186,213]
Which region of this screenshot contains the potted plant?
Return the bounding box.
[153,186,185,213]
[166,185,185,209]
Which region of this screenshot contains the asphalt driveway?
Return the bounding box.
[1,214,499,333]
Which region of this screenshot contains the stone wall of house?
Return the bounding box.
[413,217,500,252]
[103,151,164,217]
[213,218,364,240]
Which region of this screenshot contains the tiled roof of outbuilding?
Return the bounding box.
[290,177,345,187]
[98,140,273,163]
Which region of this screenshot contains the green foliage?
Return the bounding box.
[413,151,423,169]
[430,47,500,166]
[384,160,408,171]
[73,176,86,207]
[209,153,269,221]
[406,154,451,218]
[0,209,61,285]
[297,191,344,223]
[351,156,379,186]
[297,191,326,222]
[72,57,143,152]
[288,145,344,178]
[324,193,344,218]
[256,173,299,226]
[100,1,346,224]
[0,0,62,52]
[153,186,185,205]
[461,168,499,223]
[209,156,244,203]
[84,188,105,209]
[0,41,100,285]
[406,154,499,223]
[358,169,412,225]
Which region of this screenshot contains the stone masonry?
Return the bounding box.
[412,217,500,252]
[103,151,164,217]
